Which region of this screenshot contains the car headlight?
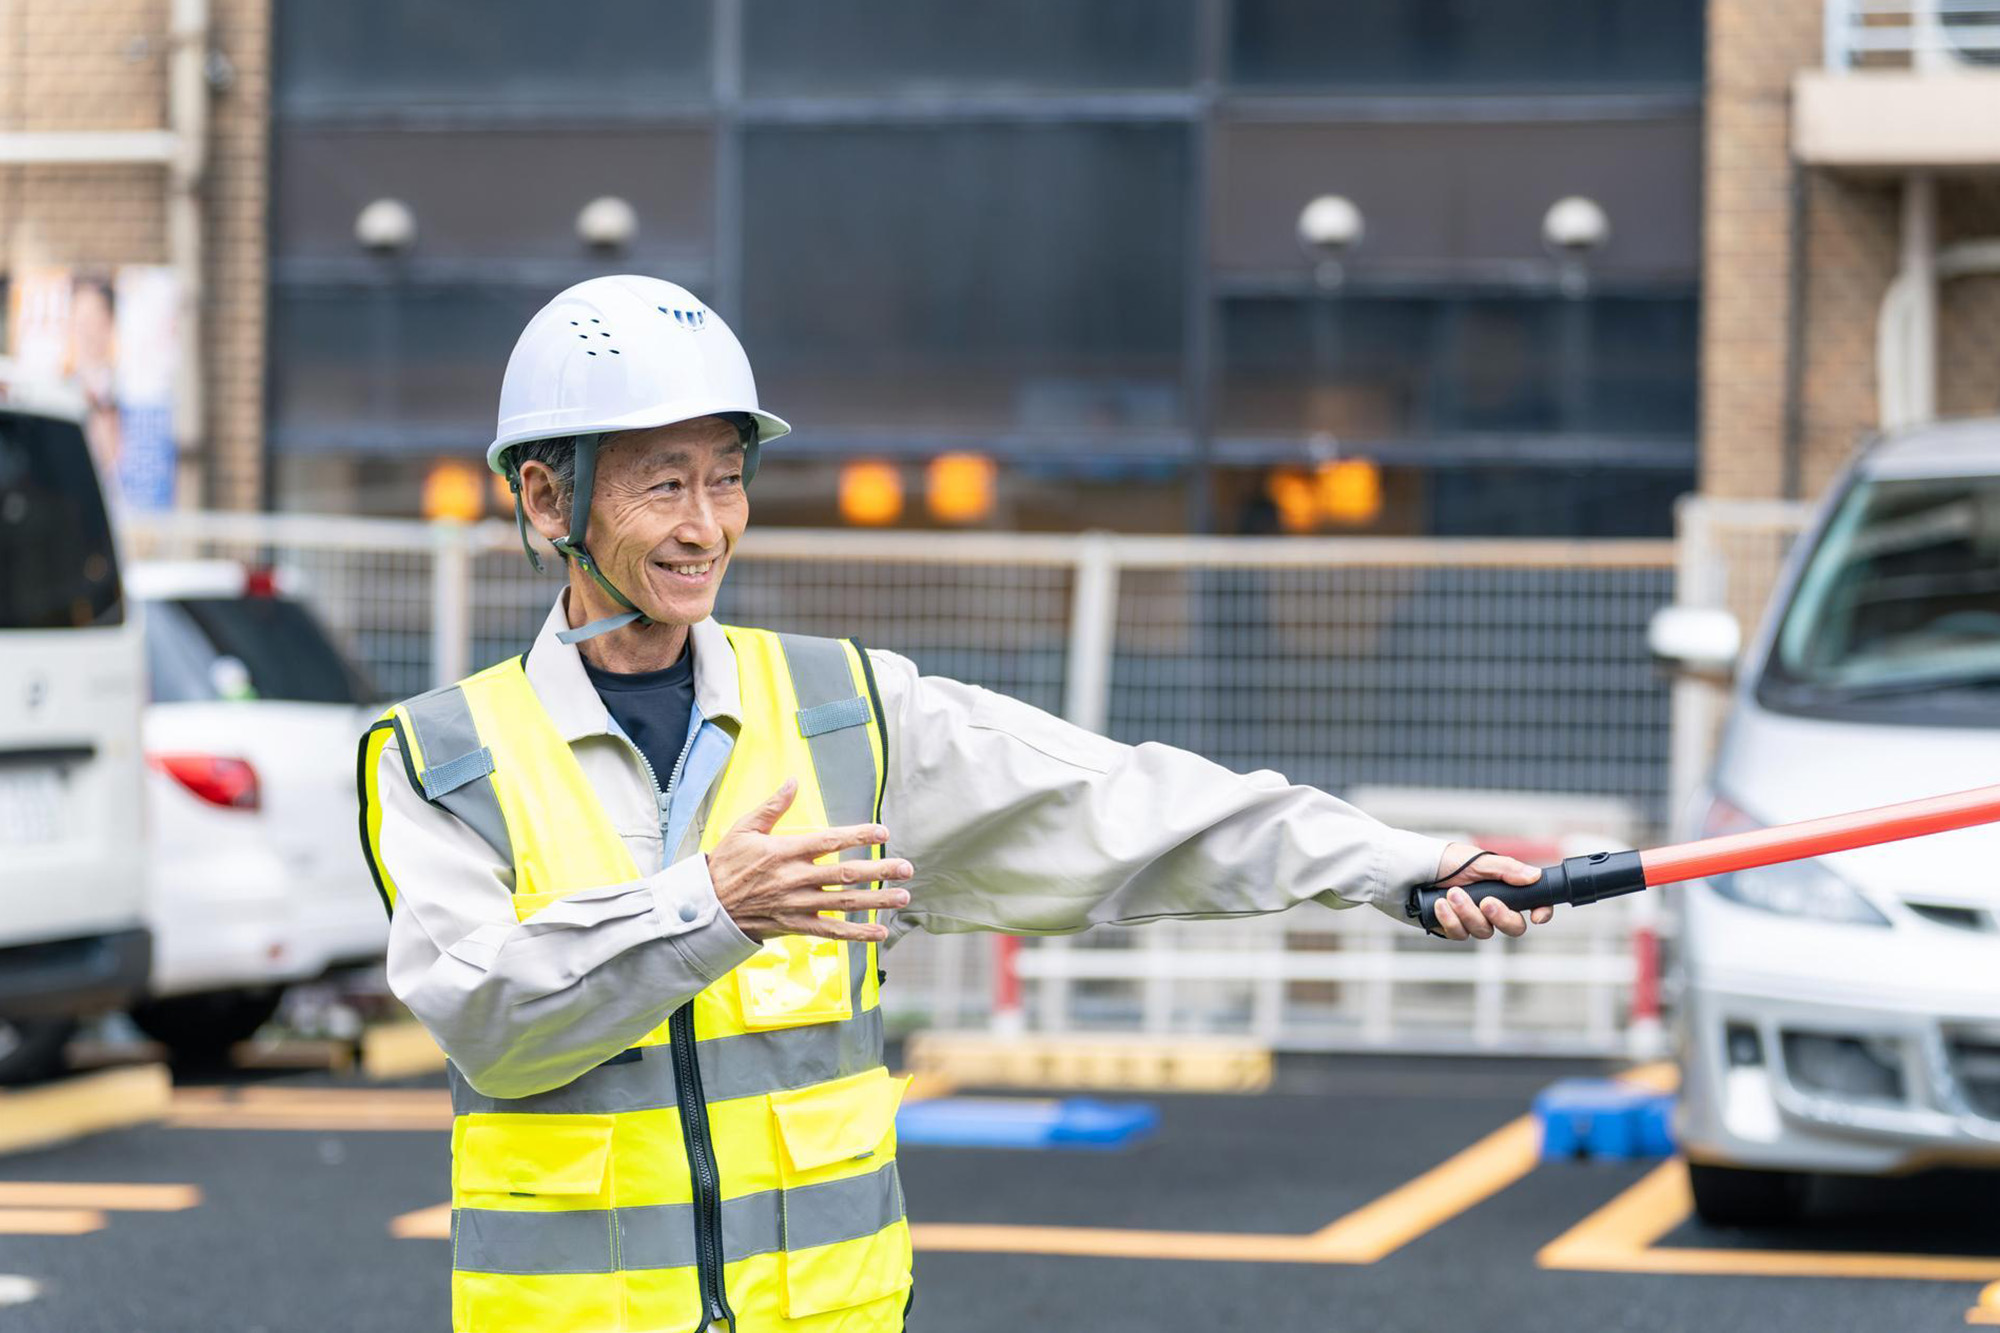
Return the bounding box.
[1698,794,1890,928]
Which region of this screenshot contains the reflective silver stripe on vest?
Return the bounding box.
[399,685,512,865]
[448,1007,885,1117]
[776,633,883,1002]
[452,1162,905,1275]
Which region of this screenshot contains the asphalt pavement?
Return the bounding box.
[0,1053,1994,1332]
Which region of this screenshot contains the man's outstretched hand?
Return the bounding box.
[1429,841,1554,941]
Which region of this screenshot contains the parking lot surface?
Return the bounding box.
[0,1053,1995,1332]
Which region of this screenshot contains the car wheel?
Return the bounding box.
[1688,1162,1810,1227]
[0,1017,76,1086]
[130,988,284,1064]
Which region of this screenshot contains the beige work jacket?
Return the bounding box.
[371,593,1448,1100]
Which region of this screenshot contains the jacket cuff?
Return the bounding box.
[652,855,761,983]
[1343,826,1451,928]
[1375,825,1452,897]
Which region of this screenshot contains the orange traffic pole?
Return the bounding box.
[1640,782,2000,887]
[1414,782,2000,934]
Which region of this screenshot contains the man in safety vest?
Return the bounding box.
[359,274,1552,1333]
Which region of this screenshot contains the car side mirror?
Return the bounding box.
[1647,605,1741,682]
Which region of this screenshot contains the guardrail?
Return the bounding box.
[1824,0,2000,70]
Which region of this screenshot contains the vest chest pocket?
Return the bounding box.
[768,1068,912,1319]
[734,933,853,1030]
[454,1114,615,1209]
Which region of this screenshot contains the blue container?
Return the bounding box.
[1533,1079,1677,1161]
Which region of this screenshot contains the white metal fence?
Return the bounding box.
[122,507,1807,1055]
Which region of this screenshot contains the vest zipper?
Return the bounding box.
[616,720,734,1330]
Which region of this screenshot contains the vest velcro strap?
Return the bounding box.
[396,683,513,866]
[796,695,871,738]
[419,745,496,800]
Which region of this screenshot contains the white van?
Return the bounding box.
[0,368,150,1082]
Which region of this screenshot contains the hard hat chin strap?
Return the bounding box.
[534,432,648,646]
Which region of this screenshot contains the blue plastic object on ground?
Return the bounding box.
[1533,1079,1676,1160]
[896,1096,1161,1150]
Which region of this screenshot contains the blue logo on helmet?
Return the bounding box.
[662,307,707,330]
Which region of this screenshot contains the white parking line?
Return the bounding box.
[0,1274,42,1308]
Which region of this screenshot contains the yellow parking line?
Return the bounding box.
[0,1208,105,1235]
[391,1202,452,1240]
[1540,1160,2000,1282]
[1309,1115,1539,1261]
[912,1113,1540,1265]
[0,1183,199,1211]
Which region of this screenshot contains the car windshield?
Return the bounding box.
[1761,472,2000,716]
[145,595,375,705]
[0,410,123,630]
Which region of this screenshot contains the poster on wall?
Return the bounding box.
[113,267,180,511]
[4,264,179,511]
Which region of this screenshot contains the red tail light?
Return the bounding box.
[243,567,278,598]
[149,754,260,811]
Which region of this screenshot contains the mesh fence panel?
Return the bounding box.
[1107,560,1676,825]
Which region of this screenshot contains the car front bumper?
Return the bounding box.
[1679,959,2000,1174]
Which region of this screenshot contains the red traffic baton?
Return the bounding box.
[1413,781,2000,933]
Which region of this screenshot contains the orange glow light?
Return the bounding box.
[423,461,486,522]
[1315,459,1381,525]
[926,452,997,524]
[839,461,904,527]
[1266,469,1318,533]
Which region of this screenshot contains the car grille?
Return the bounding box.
[1948,1037,2000,1120]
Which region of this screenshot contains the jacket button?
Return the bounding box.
[677,902,699,923]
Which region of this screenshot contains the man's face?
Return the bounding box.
[538,416,749,628]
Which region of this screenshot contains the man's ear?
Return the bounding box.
[516,460,569,544]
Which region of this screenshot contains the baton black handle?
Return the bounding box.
[1413,849,1646,934]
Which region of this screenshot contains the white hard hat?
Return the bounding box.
[485,274,790,476]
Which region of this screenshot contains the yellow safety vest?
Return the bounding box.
[359,626,912,1333]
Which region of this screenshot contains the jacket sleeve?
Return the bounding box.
[866,649,1449,943]
[367,730,759,1099]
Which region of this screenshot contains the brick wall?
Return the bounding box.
[1705,0,2000,502]
[1701,0,1824,500]
[0,0,269,509]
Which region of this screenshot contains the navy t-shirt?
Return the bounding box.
[582,644,696,793]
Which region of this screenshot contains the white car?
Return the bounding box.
[0,369,150,1084]
[128,559,388,1060]
[1659,420,2000,1225]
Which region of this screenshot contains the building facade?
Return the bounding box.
[1706,0,2000,501]
[23,1,1890,537]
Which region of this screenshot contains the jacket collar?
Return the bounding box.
[523,589,742,742]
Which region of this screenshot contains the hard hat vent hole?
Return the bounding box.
[609,348,621,354]
[599,331,610,338]
[577,334,588,340]
[569,320,579,326]
[586,350,597,357]
[590,318,600,324]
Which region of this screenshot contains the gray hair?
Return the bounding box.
[508,435,579,507]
